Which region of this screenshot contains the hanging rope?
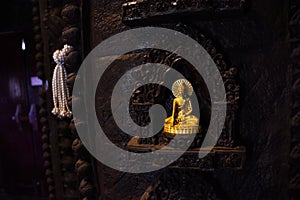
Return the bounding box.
[52,44,73,118]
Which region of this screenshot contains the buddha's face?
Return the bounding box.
[179,83,189,98]
[178,84,184,96]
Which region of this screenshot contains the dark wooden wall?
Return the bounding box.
[35,0,300,199]
[88,0,290,199]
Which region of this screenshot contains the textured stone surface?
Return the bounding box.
[89,0,290,199]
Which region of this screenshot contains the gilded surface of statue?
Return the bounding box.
[164,79,200,135]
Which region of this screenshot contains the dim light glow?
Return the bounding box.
[30,76,43,86]
[21,38,26,51]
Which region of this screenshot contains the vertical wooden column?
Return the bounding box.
[35,0,98,199]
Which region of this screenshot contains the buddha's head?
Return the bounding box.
[178,82,189,98]
[172,79,193,98]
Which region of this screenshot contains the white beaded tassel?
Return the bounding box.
[52,44,73,118]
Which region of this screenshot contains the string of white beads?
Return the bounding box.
[52,44,73,118]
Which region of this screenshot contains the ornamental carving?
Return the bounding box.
[123,0,246,23]
[36,0,97,199]
[141,169,220,200]
[126,23,240,149]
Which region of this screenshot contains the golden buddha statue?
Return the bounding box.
[164,79,200,135]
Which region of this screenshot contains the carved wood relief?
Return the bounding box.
[32,0,293,199]
[120,0,247,198]
[141,169,220,200]
[124,22,245,169]
[34,0,98,199]
[122,0,246,24]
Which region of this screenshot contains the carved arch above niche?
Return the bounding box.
[122,0,246,24]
